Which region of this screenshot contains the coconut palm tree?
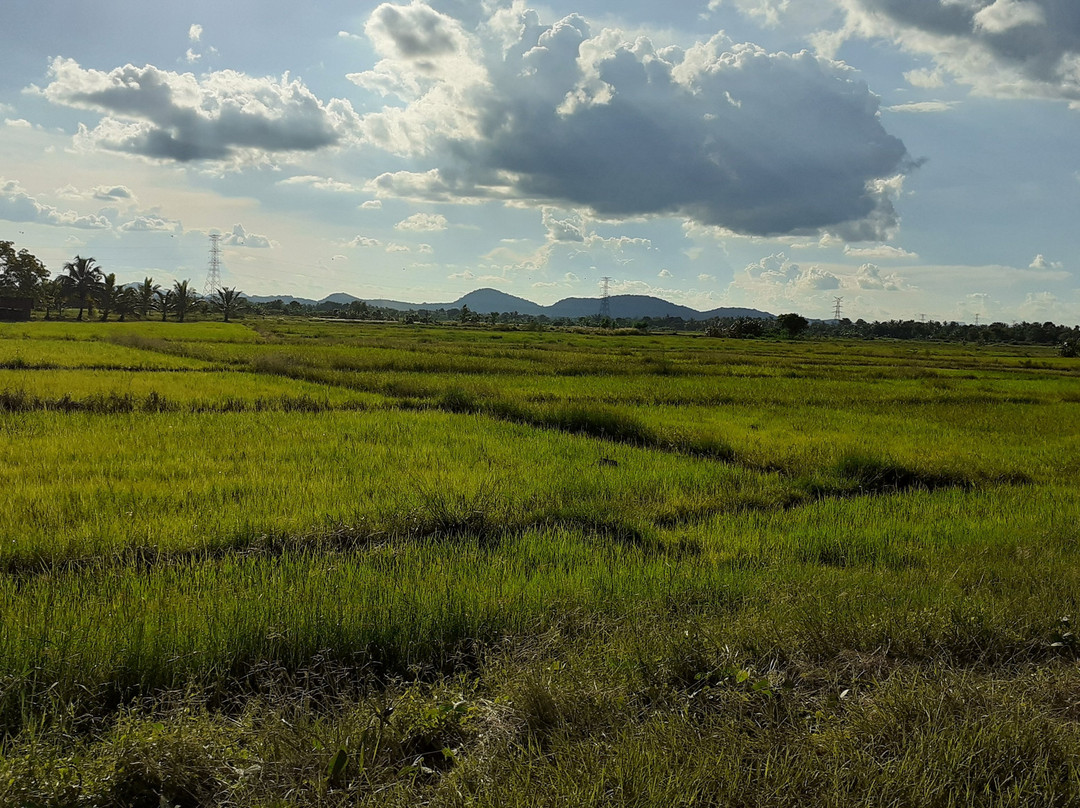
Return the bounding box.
[61,255,104,321]
[154,288,173,321]
[136,277,159,319]
[98,273,119,321]
[213,286,244,322]
[171,280,197,322]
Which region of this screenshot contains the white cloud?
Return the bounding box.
[118,214,182,233]
[347,236,383,248]
[1017,291,1069,320]
[658,269,674,278]
[189,24,203,42]
[796,266,842,291]
[973,0,1046,34]
[904,67,946,88]
[585,233,652,250]
[348,1,489,154]
[844,244,918,259]
[394,212,448,231]
[542,208,586,243]
[885,101,957,113]
[698,273,716,282]
[4,118,32,128]
[854,262,905,291]
[357,5,912,239]
[833,0,1080,104]
[40,58,362,163]
[93,185,135,202]
[343,234,418,253]
[728,252,844,306]
[222,223,273,248]
[278,174,360,193]
[360,200,383,209]
[0,179,111,229]
[1029,253,1063,270]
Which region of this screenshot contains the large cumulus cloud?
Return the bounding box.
[41,58,361,162]
[832,0,1080,103]
[358,4,911,239]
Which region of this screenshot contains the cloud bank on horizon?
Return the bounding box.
[3,0,1079,322]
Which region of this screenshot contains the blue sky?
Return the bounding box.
[2,0,1077,322]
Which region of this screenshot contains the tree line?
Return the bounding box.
[1,241,244,322]
[4,238,1078,347]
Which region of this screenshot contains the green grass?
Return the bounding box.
[1,318,1078,806]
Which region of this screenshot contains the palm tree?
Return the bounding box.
[171,280,197,322]
[154,288,173,321]
[114,287,137,322]
[61,256,104,321]
[213,286,244,322]
[98,273,118,321]
[136,277,159,319]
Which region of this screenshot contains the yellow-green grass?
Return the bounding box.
[0,338,214,370]
[2,320,1079,805]
[2,484,1079,728]
[0,408,789,570]
[0,320,259,343]
[0,369,382,411]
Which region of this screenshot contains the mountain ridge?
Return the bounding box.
[243,287,774,320]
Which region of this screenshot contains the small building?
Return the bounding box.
[0,297,33,322]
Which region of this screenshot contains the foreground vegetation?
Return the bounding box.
[1,319,1078,806]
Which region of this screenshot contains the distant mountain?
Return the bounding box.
[450,289,546,316]
[243,293,319,306]
[547,294,701,320]
[321,292,363,305]
[241,286,774,321]
[700,306,777,320]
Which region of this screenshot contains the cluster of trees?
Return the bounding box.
[700,314,1080,348]
[805,317,1080,347]
[704,314,808,339]
[1,241,245,322]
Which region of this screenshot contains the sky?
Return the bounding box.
[1,0,1078,323]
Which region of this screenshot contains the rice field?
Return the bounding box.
[1,318,1078,806]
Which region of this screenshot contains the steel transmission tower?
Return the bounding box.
[600,276,612,320]
[832,296,844,322]
[204,234,222,296]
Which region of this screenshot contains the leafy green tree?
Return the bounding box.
[39,278,65,320]
[171,280,196,322]
[776,313,809,338]
[60,256,104,321]
[0,240,50,303]
[136,277,159,319]
[213,286,245,322]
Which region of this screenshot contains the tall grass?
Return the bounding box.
[2,320,1078,805]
